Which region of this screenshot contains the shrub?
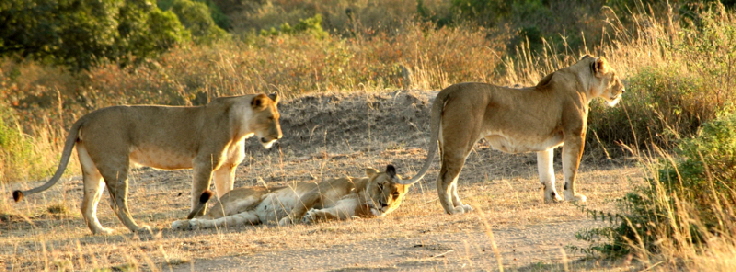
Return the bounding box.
[0,0,189,71]
[578,113,736,258]
[171,0,229,44]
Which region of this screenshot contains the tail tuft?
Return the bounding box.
[199,190,214,204]
[12,191,24,202]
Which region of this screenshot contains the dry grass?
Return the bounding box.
[1,134,644,271]
[2,1,736,271]
[2,91,645,271]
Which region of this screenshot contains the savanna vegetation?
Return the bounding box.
[2,0,736,270]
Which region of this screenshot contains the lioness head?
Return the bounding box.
[583,55,625,106]
[251,93,282,148]
[364,165,411,216]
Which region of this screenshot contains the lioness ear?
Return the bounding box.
[366,168,379,178]
[592,57,610,75]
[268,93,279,104]
[385,164,397,178]
[251,94,269,110]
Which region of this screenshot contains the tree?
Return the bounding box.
[0,0,189,71]
[171,0,228,45]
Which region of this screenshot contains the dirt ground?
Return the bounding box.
[1,90,644,271]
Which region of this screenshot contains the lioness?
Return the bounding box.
[400,56,625,215]
[12,94,282,234]
[172,165,409,230]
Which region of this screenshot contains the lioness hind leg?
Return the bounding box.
[537,149,563,203]
[100,167,151,234]
[438,148,474,215]
[79,147,114,235]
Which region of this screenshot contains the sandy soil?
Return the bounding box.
[1,90,643,271]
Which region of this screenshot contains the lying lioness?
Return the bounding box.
[172,165,410,229]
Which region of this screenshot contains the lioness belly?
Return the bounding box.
[129,147,193,170]
[484,133,563,154]
[254,190,300,224]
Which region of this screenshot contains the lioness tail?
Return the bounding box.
[12,118,85,202]
[399,90,449,185]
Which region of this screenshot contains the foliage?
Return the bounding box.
[171,0,228,44]
[260,14,328,39]
[159,0,230,44]
[577,113,736,258]
[0,0,189,71]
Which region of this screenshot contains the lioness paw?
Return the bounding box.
[278,217,294,227]
[92,227,115,235]
[449,204,473,215]
[136,225,153,234]
[544,193,564,204]
[369,207,382,216]
[301,214,314,224]
[172,219,197,230]
[565,192,587,203]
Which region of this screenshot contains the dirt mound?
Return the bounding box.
[246,90,438,157]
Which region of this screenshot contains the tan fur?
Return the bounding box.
[401,56,625,215]
[12,93,282,234]
[171,165,410,230]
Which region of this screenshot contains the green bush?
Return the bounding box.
[260,14,328,39]
[172,0,229,45]
[0,0,189,71]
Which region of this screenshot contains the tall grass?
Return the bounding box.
[576,112,736,270]
[588,3,736,150]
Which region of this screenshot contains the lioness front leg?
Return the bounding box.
[191,158,218,217]
[212,164,236,198]
[302,208,343,224]
[538,149,563,203]
[562,136,587,202]
[278,191,322,226]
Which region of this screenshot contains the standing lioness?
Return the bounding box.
[400,56,625,215]
[12,93,282,234]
